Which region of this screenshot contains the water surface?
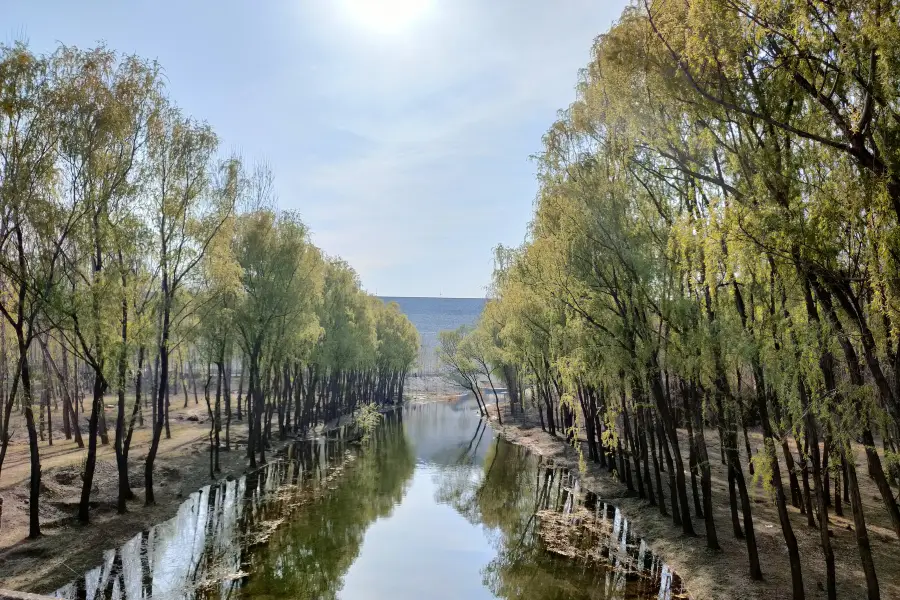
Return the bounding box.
[378,297,486,373]
[57,398,685,600]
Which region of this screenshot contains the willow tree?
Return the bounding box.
[373,299,419,405]
[233,208,321,467]
[193,160,245,473]
[144,106,230,505]
[468,2,900,599]
[312,259,376,421]
[0,45,78,538]
[45,46,162,522]
[437,326,488,417]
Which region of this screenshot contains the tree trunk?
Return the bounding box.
[757,389,803,598]
[98,395,109,446]
[834,456,843,517]
[622,386,644,498]
[114,290,130,515]
[203,364,214,478]
[690,385,718,550]
[845,449,881,600]
[213,360,221,472]
[647,409,667,516]
[727,463,743,538]
[145,290,171,506]
[19,335,41,538]
[716,391,761,578]
[682,385,704,519]
[800,379,835,600]
[656,413,681,526]
[40,339,82,448]
[59,346,70,439]
[637,407,655,505]
[648,364,694,536]
[79,369,107,524]
[46,381,53,447]
[181,358,189,408]
[799,437,815,526]
[151,351,158,426]
[223,356,232,450]
[236,359,244,421]
[164,369,171,439]
[0,360,21,480]
[123,345,145,501]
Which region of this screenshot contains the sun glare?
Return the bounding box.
[342,0,432,35]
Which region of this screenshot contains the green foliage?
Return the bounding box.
[357,402,382,444]
[750,441,776,501]
[0,39,422,534]
[426,25,900,592]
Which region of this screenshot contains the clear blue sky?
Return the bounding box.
[3,0,627,298]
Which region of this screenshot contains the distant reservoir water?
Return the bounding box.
[378,297,487,374]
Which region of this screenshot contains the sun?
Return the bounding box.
[342,0,433,35]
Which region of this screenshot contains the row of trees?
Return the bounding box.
[450,2,900,599]
[0,43,418,539]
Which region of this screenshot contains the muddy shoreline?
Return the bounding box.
[0,407,364,595]
[484,403,900,600]
[5,391,895,599]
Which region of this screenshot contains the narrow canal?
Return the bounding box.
[55,397,686,599]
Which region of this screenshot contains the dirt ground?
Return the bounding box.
[0,394,344,595]
[486,403,900,600]
[3,384,893,599]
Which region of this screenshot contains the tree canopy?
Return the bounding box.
[0,41,419,537]
[457,2,900,599]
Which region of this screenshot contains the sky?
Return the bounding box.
[3,0,627,298]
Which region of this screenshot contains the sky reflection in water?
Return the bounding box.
[56,398,685,600]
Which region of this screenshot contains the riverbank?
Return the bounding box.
[484,403,900,600]
[0,401,359,594]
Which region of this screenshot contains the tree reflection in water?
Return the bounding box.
[54,415,412,600]
[435,426,687,600]
[236,414,415,599]
[55,403,686,600]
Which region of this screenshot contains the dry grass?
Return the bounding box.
[488,403,900,600]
